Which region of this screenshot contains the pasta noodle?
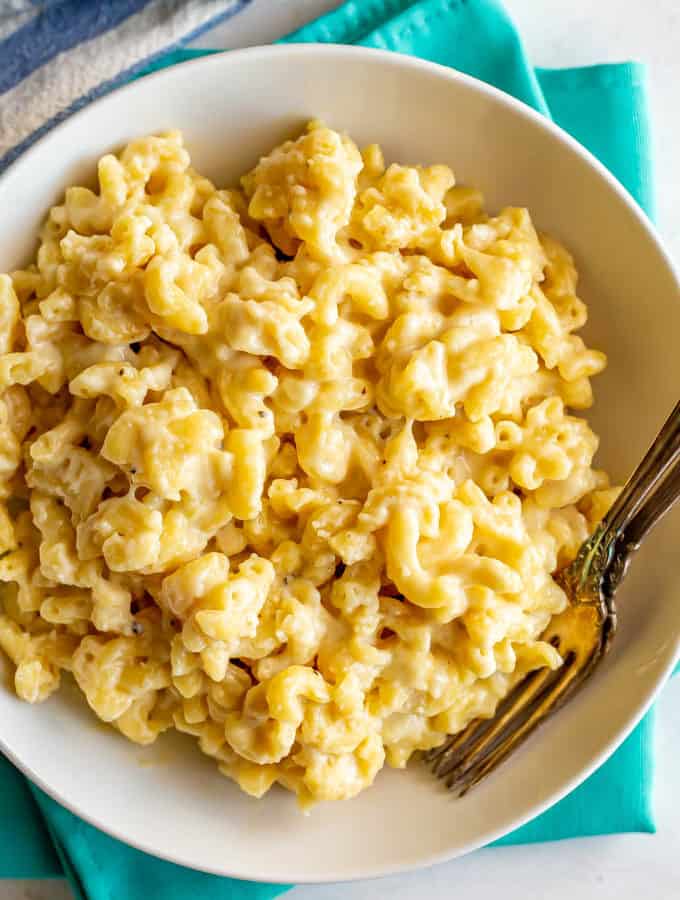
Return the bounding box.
[0,122,616,808]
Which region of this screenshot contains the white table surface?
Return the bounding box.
[4,1,680,897]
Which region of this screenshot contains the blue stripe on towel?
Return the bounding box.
[0,0,253,173]
[0,0,154,97]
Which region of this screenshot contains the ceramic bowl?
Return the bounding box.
[0,44,678,883]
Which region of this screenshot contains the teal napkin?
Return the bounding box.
[1,0,673,897]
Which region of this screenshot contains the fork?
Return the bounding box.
[425,399,680,794]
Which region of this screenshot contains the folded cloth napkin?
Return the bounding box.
[0,0,254,171]
[0,0,673,898]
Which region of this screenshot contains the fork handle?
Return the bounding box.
[602,399,680,538]
[604,456,680,596]
[567,399,680,595]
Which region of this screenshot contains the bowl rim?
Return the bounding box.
[1,41,679,883]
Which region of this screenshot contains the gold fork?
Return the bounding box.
[425,399,680,794]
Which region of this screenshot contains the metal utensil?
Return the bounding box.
[425,400,680,794]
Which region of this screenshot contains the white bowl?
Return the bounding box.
[0,45,678,884]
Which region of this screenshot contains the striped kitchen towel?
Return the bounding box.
[0,0,252,173]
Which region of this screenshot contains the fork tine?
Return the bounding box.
[423,719,489,776]
[426,715,498,775]
[424,662,559,775]
[450,649,599,794]
[434,665,558,782]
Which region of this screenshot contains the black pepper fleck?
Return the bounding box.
[273,246,293,262]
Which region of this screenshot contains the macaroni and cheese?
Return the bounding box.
[0,123,617,807]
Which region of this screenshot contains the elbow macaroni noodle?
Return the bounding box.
[0,122,617,808]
